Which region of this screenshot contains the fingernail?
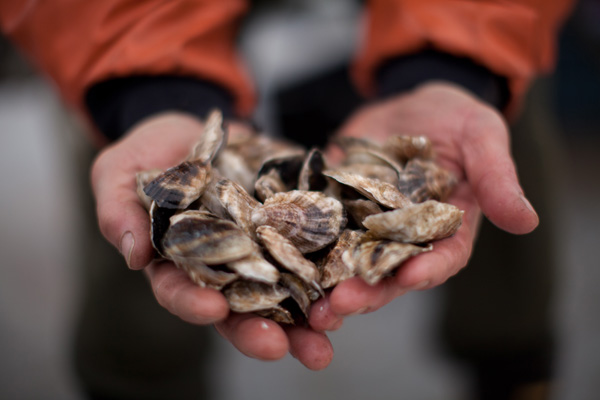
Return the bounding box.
[519,194,538,217]
[347,306,370,316]
[120,231,135,268]
[329,318,344,331]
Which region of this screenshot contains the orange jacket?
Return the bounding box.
[1,0,573,122]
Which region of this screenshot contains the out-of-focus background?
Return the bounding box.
[1,1,599,399]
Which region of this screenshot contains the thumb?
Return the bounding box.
[91,146,155,269]
[461,111,539,234]
[90,113,209,269]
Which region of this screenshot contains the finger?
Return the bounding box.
[392,182,480,289]
[285,325,334,370]
[461,111,538,234]
[309,295,344,331]
[330,183,479,316]
[146,260,229,324]
[215,314,289,361]
[90,113,208,269]
[328,276,408,316]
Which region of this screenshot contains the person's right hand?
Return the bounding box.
[90,112,334,370]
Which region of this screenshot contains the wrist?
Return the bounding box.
[375,50,510,110]
[85,76,236,142]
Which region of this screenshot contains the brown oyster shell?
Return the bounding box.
[342,198,384,229]
[251,190,346,253]
[255,225,322,293]
[215,178,261,239]
[224,280,290,313]
[323,170,412,209]
[136,169,162,210]
[362,200,464,243]
[171,256,238,290]
[384,135,433,162]
[143,160,212,209]
[342,240,433,285]
[298,148,328,192]
[319,229,364,288]
[163,210,256,264]
[190,109,227,164]
[397,159,457,203]
[226,252,280,284]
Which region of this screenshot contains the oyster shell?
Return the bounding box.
[226,252,280,284]
[342,198,384,229]
[215,178,261,239]
[298,148,328,192]
[163,211,256,264]
[252,190,346,253]
[323,170,412,209]
[255,225,322,293]
[397,159,457,203]
[334,136,403,173]
[149,201,178,257]
[254,152,305,201]
[384,135,433,162]
[224,280,290,313]
[190,109,227,164]
[143,160,212,209]
[171,256,238,289]
[319,229,364,288]
[362,200,464,243]
[342,240,433,285]
[136,169,162,210]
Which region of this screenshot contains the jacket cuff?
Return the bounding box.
[375,50,510,110]
[85,76,235,142]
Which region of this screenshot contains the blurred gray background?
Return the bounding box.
[1,1,599,399]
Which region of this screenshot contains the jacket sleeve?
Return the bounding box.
[354,0,575,114]
[0,0,255,119]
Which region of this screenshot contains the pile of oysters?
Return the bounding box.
[137,110,463,324]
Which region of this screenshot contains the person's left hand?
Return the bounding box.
[309,82,539,331]
[90,112,333,370]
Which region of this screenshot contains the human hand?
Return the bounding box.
[310,81,539,330]
[90,112,333,370]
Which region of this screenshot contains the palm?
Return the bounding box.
[91,112,332,370]
[311,82,538,322]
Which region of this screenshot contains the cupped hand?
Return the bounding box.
[310,81,539,330]
[90,112,333,370]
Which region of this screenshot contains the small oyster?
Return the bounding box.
[149,201,178,256]
[362,200,464,243]
[226,252,280,284]
[384,135,433,162]
[163,211,256,264]
[334,136,403,173]
[298,148,328,192]
[342,198,383,229]
[136,169,162,210]
[216,178,261,239]
[143,160,212,209]
[342,240,433,285]
[190,109,227,164]
[336,163,399,187]
[172,256,238,289]
[224,280,290,313]
[397,159,457,203]
[252,190,346,253]
[256,225,322,293]
[143,111,227,209]
[323,170,412,210]
[319,229,364,288]
[279,272,314,318]
[254,152,305,201]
